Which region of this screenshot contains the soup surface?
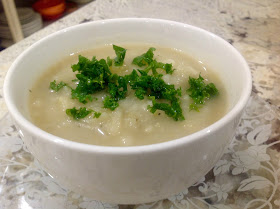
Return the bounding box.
[29,44,227,146]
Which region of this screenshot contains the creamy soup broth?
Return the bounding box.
[29,44,227,146]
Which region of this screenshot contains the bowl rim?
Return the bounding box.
[4,18,252,154]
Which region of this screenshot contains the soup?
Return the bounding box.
[29,44,227,146]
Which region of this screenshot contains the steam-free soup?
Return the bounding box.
[29,44,227,146]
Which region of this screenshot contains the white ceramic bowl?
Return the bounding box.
[4,18,251,204]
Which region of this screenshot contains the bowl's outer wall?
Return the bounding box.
[4,19,251,204]
[18,112,241,204]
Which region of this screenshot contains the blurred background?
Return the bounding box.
[0,0,94,51]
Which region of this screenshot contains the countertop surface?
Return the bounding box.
[0,0,280,208]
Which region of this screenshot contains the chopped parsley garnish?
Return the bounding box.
[128,70,180,100]
[103,74,129,110]
[103,96,119,110]
[149,97,185,121]
[71,55,111,103]
[50,80,68,92]
[93,111,102,118]
[107,56,113,67]
[49,45,219,121]
[69,46,128,107]
[66,107,101,120]
[187,75,219,111]
[128,70,184,121]
[132,47,174,75]
[113,45,126,66]
[132,47,155,67]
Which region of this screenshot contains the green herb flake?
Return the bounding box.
[66,107,101,120]
[113,45,126,66]
[187,75,219,111]
[49,80,67,92]
[70,55,112,103]
[132,48,174,75]
[153,61,174,74]
[66,48,130,108]
[103,96,119,110]
[132,47,155,67]
[66,107,92,120]
[94,112,102,118]
[107,56,113,67]
[149,97,185,121]
[128,70,184,121]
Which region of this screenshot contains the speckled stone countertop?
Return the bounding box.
[0,0,280,208]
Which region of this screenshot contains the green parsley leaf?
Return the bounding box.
[152,61,174,74]
[149,97,185,121]
[49,80,67,92]
[103,96,119,110]
[66,107,93,120]
[128,70,184,120]
[129,70,180,100]
[132,47,155,67]
[187,75,219,111]
[103,74,129,109]
[70,55,112,103]
[71,88,94,104]
[107,56,113,67]
[113,45,126,66]
[132,48,174,75]
[108,75,128,99]
[66,107,101,120]
[69,49,130,108]
[93,112,102,118]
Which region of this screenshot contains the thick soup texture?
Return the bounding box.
[29,44,227,146]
